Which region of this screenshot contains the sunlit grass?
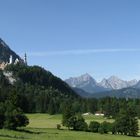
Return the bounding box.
[0,114,139,140]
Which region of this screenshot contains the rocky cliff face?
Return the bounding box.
[0,38,23,64]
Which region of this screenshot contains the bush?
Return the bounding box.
[98,121,110,134]
[3,101,29,130]
[57,124,61,130]
[67,114,88,131]
[89,121,100,133]
[74,118,88,131]
[4,110,29,130]
[110,122,117,134]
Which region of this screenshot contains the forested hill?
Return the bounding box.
[0,64,79,114]
[5,64,78,97]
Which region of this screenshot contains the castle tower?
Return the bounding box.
[14,58,19,64]
[24,53,27,65]
[9,55,13,64]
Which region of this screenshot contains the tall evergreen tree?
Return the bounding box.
[115,106,139,136]
[62,103,74,128]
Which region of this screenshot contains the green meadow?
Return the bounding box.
[0,114,139,140]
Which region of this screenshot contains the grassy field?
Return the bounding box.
[0,114,139,140]
[27,114,114,128]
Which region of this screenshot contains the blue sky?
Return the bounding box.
[1,0,140,81]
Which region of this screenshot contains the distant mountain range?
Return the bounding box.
[65,73,109,93]
[65,74,138,92]
[65,74,140,98]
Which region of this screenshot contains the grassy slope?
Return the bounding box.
[0,114,139,140]
[27,114,114,128]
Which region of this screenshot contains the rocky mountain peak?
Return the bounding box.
[108,76,122,81]
[79,73,95,82]
[65,73,108,93]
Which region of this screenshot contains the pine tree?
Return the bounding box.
[62,103,74,128]
[115,106,139,136]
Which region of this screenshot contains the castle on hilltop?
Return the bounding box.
[0,53,27,70]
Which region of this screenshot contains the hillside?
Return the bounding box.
[91,87,140,98]
[0,38,80,115]
[5,64,78,98]
[73,87,92,98]
[1,64,79,113]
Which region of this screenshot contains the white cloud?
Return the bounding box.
[28,48,140,57]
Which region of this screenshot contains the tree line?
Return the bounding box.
[62,104,139,136]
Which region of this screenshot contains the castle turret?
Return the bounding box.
[9,55,13,64]
[24,53,27,65]
[14,58,19,64]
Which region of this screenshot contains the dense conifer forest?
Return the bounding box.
[0,64,139,118]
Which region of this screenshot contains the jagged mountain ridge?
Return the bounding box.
[65,73,96,87]
[65,73,110,93]
[65,74,138,93]
[99,76,137,90]
[0,38,23,63]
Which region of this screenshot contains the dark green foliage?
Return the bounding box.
[3,64,80,114]
[5,64,78,98]
[3,94,29,130]
[48,99,56,115]
[89,121,100,133]
[98,121,110,134]
[4,108,29,130]
[115,106,139,136]
[73,115,88,131]
[0,102,5,128]
[110,122,117,134]
[66,115,88,131]
[62,104,87,131]
[72,101,82,113]
[56,124,61,130]
[0,100,29,130]
[62,104,74,128]
[87,98,98,114]
[0,76,29,130]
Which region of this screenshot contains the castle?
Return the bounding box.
[0,53,27,70]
